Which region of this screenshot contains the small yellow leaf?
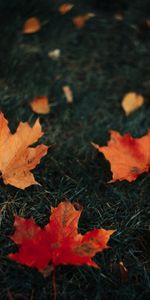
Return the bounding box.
[30,96,50,114]
[63,86,73,103]
[121,92,144,115]
[22,17,41,34]
[58,3,74,14]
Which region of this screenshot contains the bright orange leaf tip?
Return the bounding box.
[30,96,50,114]
[8,201,115,273]
[0,112,48,189]
[92,130,150,182]
[22,17,41,34]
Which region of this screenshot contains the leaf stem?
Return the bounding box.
[52,267,56,300]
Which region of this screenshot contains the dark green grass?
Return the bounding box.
[0,0,150,299]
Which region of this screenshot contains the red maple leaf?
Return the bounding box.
[8,201,115,272]
[92,130,150,182]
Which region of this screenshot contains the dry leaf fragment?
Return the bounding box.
[48,49,61,60]
[22,17,41,34]
[8,201,115,271]
[121,92,144,115]
[111,261,128,283]
[0,112,48,189]
[92,130,150,182]
[63,86,73,103]
[119,261,128,282]
[72,13,95,29]
[58,3,74,14]
[30,96,50,114]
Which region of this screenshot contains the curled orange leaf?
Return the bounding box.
[30,96,50,114]
[72,13,95,29]
[22,17,41,34]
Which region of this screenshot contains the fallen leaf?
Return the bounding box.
[30,96,50,114]
[22,17,41,34]
[72,13,95,29]
[121,92,144,115]
[92,130,150,182]
[58,3,74,14]
[63,86,73,103]
[48,49,61,60]
[8,201,115,272]
[0,112,48,189]
[114,13,124,21]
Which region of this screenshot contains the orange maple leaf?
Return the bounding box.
[0,112,48,189]
[8,201,115,272]
[92,130,150,182]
